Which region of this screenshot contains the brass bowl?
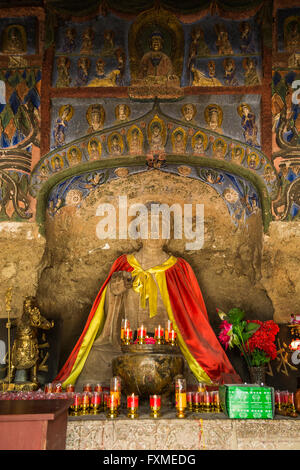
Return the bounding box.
[112,343,184,403]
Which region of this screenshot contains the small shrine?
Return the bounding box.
[0,0,299,454]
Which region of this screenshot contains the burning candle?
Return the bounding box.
[107,393,119,418]
[124,327,133,345]
[155,325,164,343]
[150,394,161,418]
[53,382,62,393]
[69,393,82,415]
[192,391,201,412]
[203,391,212,412]
[198,382,206,393]
[121,318,130,341]
[169,329,177,345]
[212,390,220,412]
[175,378,186,418]
[81,392,90,414]
[44,383,53,394]
[137,325,147,343]
[83,383,92,392]
[187,391,193,411]
[127,393,139,418]
[90,392,102,413]
[66,384,75,393]
[94,383,102,392]
[110,376,121,407]
[165,320,173,342]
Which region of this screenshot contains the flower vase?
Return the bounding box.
[249,366,266,385]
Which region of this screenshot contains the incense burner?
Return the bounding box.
[112,343,184,403]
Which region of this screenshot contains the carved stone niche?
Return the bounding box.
[36,169,273,383]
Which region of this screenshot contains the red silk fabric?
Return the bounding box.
[165,258,241,384]
[55,255,240,384]
[54,255,132,383]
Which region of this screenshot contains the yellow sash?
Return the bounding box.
[126,254,177,318]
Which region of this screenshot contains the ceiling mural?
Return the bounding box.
[0,1,297,230]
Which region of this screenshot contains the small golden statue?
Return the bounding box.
[1,291,54,391]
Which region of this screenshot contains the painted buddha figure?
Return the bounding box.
[55,211,240,388]
[138,31,175,80]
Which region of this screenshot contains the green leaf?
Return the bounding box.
[227,308,245,324]
[245,322,261,333]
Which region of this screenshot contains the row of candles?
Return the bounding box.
[275,390,298,417]
[44,378,221,418]
[121,319,177,345]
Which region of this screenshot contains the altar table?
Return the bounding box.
[0,399,73,450]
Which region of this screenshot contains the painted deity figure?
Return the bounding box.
[128,128,143,155]
[88,139,101,160]
[86,104,105,134]
[63,27,77,53]
[149,122,164,153]
[138,31,174,79]
[2,25,26,54]
[115,104,130,123]
[205,104,223,134]
[54,212,241,387]
[56,56,71,88]
[101,30,115,57]
[223,58,239,86]
[193,133,206,155]
[75,57,91,87]
[243,58,260,86]
[172,130,186,154]
[215,25,233,55]
[239,22,255,54]
[110,135,122,155]
[181,103,197,123]
[53,105,73,147]
[80,28,94,54]
[237,103,259,147]
[190,60,222,87]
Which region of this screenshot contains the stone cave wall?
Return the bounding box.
[0,0,299,386]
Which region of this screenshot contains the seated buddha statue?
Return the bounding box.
[55,213,240,388]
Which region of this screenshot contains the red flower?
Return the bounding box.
[246,320,279,360]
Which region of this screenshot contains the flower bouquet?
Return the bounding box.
[217,307,279,382]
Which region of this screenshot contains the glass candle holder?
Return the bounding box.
[110,376,121,408]
[169,329,177,346]
[137,325,147,344]
[69,393,82,415]
[198,382,206,393]
[81,392,90,415]
[107,393,119,419]
[275,390,282,412]
[44,383,53,394]
[186,391,193,411]
[154,325,164,344]
[103,391,109,411]
[281,390,289,413]
[203,391,212,412]
[53,382,62,393]
[288,392,297,415]
[165,320,173,343]
[90,391,102,414]
[150,394,161,418]
[175,378,186,418]
[94,383,102,392]
[212,390,221,413]
[83,383,92,393]
[192,391,201,412]
[121,318,130,342]
[66,384,75,393]
[124,327,133,345]
[127,393,139,418]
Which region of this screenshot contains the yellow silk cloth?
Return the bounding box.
[127,254,212,384]
[126,253,177,318]
[62,254,211,387]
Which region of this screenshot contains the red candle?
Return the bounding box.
[66,384,75,393]
[169,329,177,342]
[91,392,102,406]
[94,383,102,392]
[44,383,53,394]
[121,318,130,340]
[187,391,193,405]
[150,394,161,409]
[83,383,92,392]
[193,391,201,404]
[138,325,147,338]
[127,394,139,409]
[155,325,164,338]
[53,383,62,393]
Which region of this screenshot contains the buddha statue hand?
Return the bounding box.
[110,271,133,296]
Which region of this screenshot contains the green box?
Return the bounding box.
[219,384,275,419]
